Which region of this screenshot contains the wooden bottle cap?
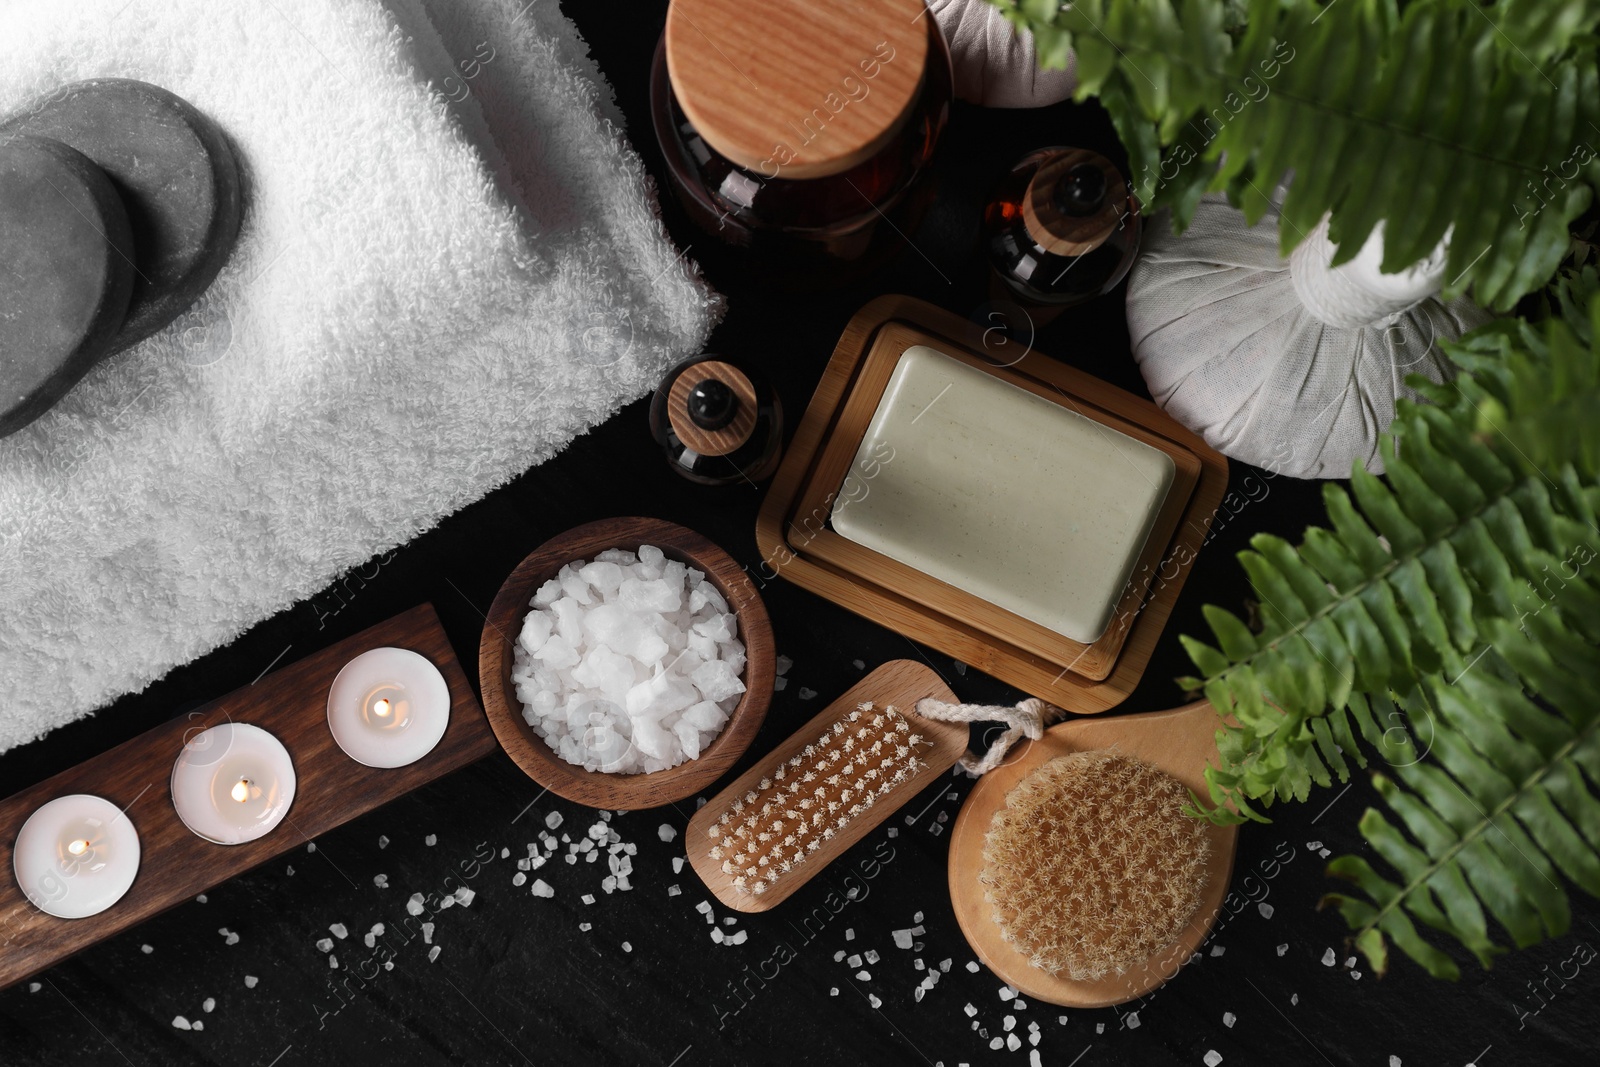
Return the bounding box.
[664,0,930,181]
[1021,149,1131,258]
[668,360,760,457]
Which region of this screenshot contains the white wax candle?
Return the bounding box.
[171,723,296,845]
[325,647,450,768]
[13,794,140,918]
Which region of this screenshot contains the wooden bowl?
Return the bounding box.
[480,517,774,810]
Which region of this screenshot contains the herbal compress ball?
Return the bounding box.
[980,751,1210,981]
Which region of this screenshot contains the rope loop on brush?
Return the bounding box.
[914,696,1066,776]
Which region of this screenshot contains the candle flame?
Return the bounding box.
[373,698,392,718]
[231,778,251,803]
[67,838,89,856]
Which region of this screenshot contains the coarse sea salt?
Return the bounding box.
[512,546,745,774]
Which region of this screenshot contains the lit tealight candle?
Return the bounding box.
[13,794,141,918]
[171,723,296,845]
[326,647,451,768]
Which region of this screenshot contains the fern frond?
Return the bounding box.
[1182,272,1600,975]
[990,0,1600,310]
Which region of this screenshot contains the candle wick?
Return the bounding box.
[231,778,252,803]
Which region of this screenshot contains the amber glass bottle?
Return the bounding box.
[649,0,951,281]
[986,147,1141,315]
[650,355,784,487]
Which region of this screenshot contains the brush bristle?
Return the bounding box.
[709,703,931,896]
[979,751,1210,982]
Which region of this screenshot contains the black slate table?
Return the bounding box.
[2,3,1596,1065]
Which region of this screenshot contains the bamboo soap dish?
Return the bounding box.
[687,660,965,912]
[946,700,1239,1008]
[755,295,1229,713]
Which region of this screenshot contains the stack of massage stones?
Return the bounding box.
[0,79,243,439]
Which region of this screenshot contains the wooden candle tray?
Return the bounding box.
[756,295,1229,713]
[0,603,495,990]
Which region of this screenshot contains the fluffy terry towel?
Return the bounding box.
[0,0,720,752]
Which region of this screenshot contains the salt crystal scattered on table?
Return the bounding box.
[195,893,208,904]
[1203,1052,1223,1067]
[855,970,871,981]
[1223,1012,1235,1027]
[378,835,389,849]
[914,958,925,971]
[830,987,839,997]
[286,866,295,876]
[328,956,338,969]
[966,961,980,973]
[27,982,40,993]
[1306,840,1322,850]
[428,946,441,963]
[422,923,434,944]
[1057,1015,1067,1025]
[998,985,1016,1000]
[330,923,347,939]
[1290,994,1298,1005]
[1350,971,1362,980]
[939,959,952,972]
[672,857,685,874]
[953,661,967,675]
[845,928,855,941]
[1030,1052,1042,1067]
[852,659,865,670]
[711,929,724,944]
[723,917,737,927]
[667,885,681,897]
[1003,1016,1016,1031]
[193,1021,206,1031]
[775,655,793,676]
[513,872,528,887]
[865,950,880,965]
[583,893,596,905]
[848,954,862,968]
[533,880,554,898]
[1210,945,1225,957]
[202,997,215,1013]
[799,687,818,700]
[579,922,592,932]
[1319,848,1331,859]
[893,929,914,950]
[172,1016,192,1030]
[1389,1058,1401,1066]
[1321,948,1336,966]
[565,854,577,865]
[868,994,882,1009]
[658,824,678,843]
[1125,1012,1140,1029]
[728,931,748,946]
[1095,1023,1104,1034]
[374,874,389,888]
[1006,1034,1021,1052]
[774,677,788,691]
[887,827,898,838]
[244,976,258,989]
[989,1038,1003,1050]
[1344,956,1356,968]
[141,944,153,955]
[1276,944,1288,956]
[221,929,239,946]
[500,847,509,859]
[454,886,475,907]
[1258,902,1274,919]
[964,1004,977,1017]
[546,812,563,830]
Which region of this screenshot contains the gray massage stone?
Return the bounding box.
[1,79,243,351]
[0,135,136,439]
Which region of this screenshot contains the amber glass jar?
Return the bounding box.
[650,354,784,487]
[986,147,1141,316]
[650,0,951,279]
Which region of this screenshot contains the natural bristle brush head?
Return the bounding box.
[708,703,931,895]
[979,750,1210,982]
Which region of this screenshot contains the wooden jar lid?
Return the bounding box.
[664,0,930,180]
[1021,149,1130,258]
[668,361,760,457]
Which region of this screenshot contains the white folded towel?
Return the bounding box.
[0,0,720,752]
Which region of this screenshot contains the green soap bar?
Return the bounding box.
[2,79,243,351]
[0,134,136,439]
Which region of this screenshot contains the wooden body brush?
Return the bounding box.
[687,660,967,912]
[947,700,1239,1008]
